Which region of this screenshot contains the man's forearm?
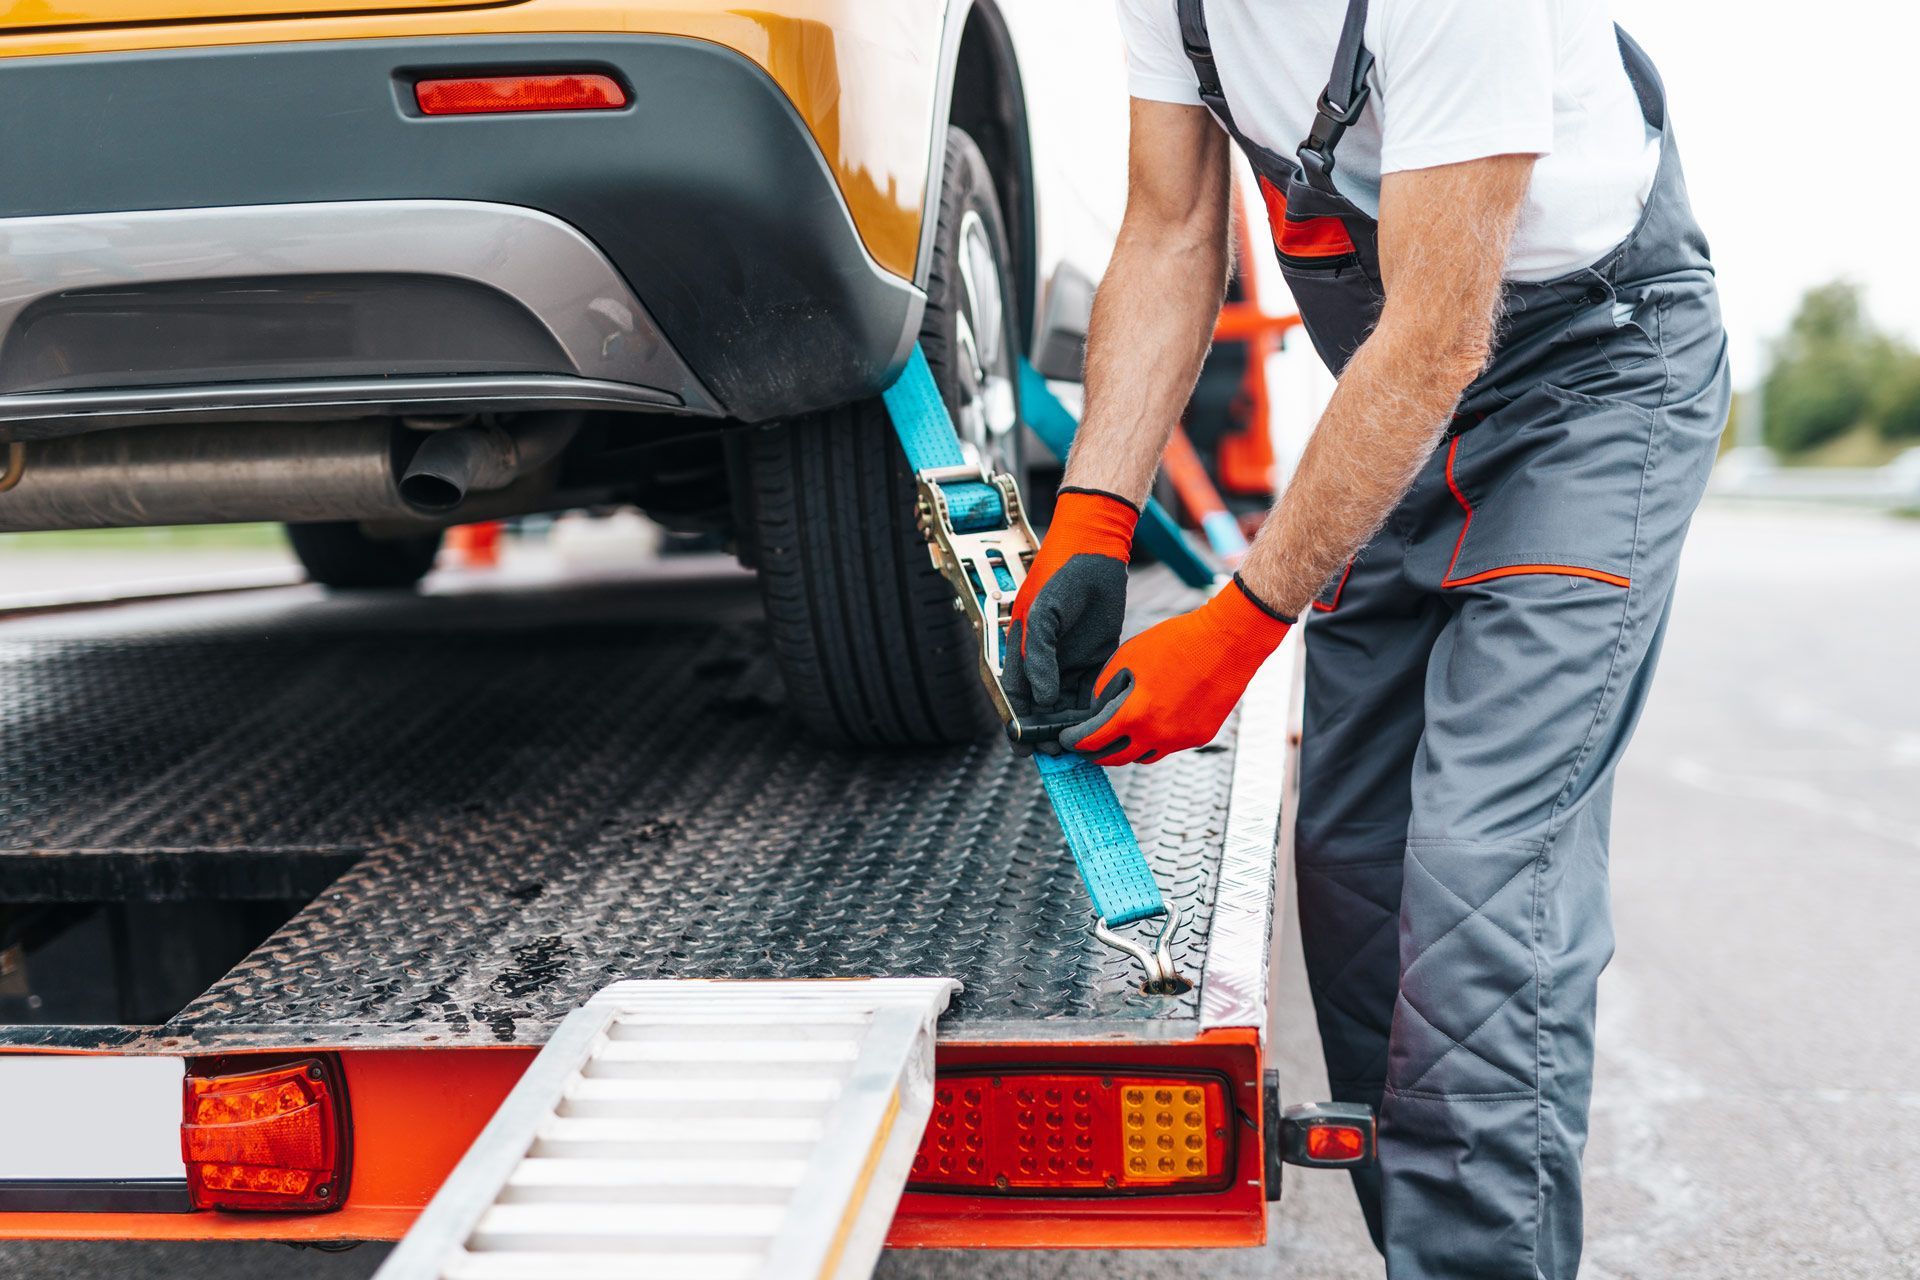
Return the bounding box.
[1061,171,1230,504]
[1235,319,1481,617]
[1236,155,1535,619]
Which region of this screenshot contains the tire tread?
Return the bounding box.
[747,128,1014,746]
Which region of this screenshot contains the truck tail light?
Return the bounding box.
[182,1059,347,1212]
[1307,1124,1366,1162]
[908,1071,1233,1195]
[414,73,628,116]
[1280,1100,1376,1169]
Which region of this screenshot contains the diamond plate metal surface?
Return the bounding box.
[0,563,1271,1050]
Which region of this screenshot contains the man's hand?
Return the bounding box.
[1061,576,1292,765]
[1003,488,1138,750]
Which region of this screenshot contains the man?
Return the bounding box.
[1003,0,1729,1275]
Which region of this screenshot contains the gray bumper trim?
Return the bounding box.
[0,375,688,434]
[0,200,721,427]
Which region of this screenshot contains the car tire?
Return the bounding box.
[285,521,443,590]
[749,127,1022,746]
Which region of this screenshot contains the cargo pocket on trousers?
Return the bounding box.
[1439,382,1654,591]
[1310,561,1353,614]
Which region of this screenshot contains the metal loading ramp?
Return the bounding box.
[374,978,957,1280]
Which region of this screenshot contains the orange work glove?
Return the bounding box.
[1002,489,1139,745]
[1060,575,1293,766]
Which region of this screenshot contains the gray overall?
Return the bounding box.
[1176,2,1732,1275]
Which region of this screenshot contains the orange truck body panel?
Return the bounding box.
[0,1030,1267,1249]
[0,1048,536,1242]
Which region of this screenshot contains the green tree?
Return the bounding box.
[1787,281,1873,347]
[1765,361,1869,453]
[1762,282,1892,454]
[1873,353,1920,441]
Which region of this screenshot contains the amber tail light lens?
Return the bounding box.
[182,1058,347,1212]
[908,1071,1234,1196]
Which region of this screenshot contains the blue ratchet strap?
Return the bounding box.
[1015,360,1218,590]
[880,345,1167,930]
[1200,510,1251,561]
[881,346,1008,536]
[1030,753,1165,925]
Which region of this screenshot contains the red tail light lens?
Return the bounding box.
[909,1072,1233,1195]
[1305,1123,1367,1164]
[182,1059,346,1211]
[414,73,628,116]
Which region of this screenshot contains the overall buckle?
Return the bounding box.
[1315,84,1370,127]
[1303,83,1372,163]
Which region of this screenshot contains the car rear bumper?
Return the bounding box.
[0,200,721,431]
[0,35,926,426]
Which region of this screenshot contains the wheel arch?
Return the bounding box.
[923,0,1039,361]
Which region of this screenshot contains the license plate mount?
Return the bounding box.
[0,1055,190,1213]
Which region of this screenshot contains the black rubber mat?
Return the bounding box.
[0,563,1240,1048]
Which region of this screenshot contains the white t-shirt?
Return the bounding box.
[1118,0,1661,281]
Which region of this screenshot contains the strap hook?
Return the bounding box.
[1094,905,1186,994]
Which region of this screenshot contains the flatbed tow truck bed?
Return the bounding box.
[0,558,1296,1254]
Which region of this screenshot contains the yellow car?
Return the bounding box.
[0,0,1128,745]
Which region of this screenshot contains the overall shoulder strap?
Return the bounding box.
[1298,0,1375,189]
[1174,0,1299,178]
[1175,0,1240,133]
[1613,26,1667,132]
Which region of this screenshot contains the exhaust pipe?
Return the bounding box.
[397,414,577,514]
[0,415,581,533]
[0,420,407,531]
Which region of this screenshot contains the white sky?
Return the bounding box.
[1611,0,1920,386]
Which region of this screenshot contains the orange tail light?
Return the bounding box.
[909,1071,1234,1196]
[182,1059,347,1212]
[413,73,628,116]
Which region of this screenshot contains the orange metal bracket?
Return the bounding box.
[446,520,504,570]
[1203,190,1302,501]
[0,1031,1267,1250]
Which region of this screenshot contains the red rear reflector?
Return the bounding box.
[414,73,628,117]
[182,1059,346,1212]
[908,1072,1233,1195]
[1280,1100,1376,1168]
[1305,1123,1367,1164]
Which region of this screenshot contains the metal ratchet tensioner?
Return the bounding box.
[915,460,1182,991]
[913,464,1088,748]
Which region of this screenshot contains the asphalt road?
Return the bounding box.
[4,504,1917,1279]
